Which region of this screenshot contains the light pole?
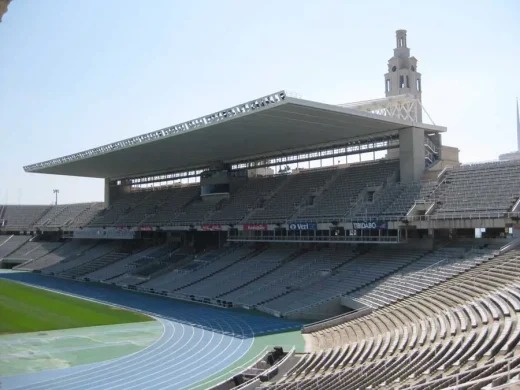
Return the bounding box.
[53,189,59,206]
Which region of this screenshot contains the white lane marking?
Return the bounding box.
[9,319,172,390]
[42,320,182,390]
[2,276,294,390]
[138,307,254,389]
[120,325,215,390]
[175,312,255,390]
[88,322,197,390]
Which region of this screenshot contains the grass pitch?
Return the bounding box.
[0,279,152,334]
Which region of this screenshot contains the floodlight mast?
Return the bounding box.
[53,189,59,206]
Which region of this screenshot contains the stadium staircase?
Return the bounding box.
[32,206,53,228]
[172,244,267,291]
[69,203,97,226]
[36,206,69,227]
[215,247,309,298]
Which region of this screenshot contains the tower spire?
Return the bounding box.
[384,30,422,121]
[517,98,520,152]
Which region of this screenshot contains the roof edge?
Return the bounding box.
[285,96,447,133]
[24,90,289,173]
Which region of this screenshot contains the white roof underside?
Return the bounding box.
[24,91,446,179]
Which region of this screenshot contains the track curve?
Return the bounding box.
[0,272,301,390]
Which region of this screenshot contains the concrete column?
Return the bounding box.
[399,127,425,183]
[104,178,111,208]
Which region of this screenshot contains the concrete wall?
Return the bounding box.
[440,145,460,165]
[302,307,373,333]
[399,127,425,183]
[341,296,367,310]
[104,179,133,208]
[284,297,347,321]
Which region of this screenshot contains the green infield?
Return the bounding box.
[0,279,152,335]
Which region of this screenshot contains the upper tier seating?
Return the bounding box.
[69,203,105,227]
[116,191,173,226]
[141,185,200,225]
[297,160,400,220]
[379,181,437,218]
[169,199,218,225]
[265,248,520,390]
[0,235,31,259]
[206,176,287,223]
[247,168,338,223]
[432,160,520,218]
[0,205,51,230]
[89,192,150,226]
[35,203,103,228]
[357,181,437,219]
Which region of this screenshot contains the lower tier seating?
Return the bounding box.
[0,235,31,259]
[265,248,520,389]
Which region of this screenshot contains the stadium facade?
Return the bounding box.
[3,30,520,389]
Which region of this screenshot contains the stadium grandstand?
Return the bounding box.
[3,29,520,389]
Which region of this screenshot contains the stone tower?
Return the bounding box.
[384,30,422,121]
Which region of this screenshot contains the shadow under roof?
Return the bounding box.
[24,91,446,179]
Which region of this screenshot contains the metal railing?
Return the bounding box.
[227,234,403,244]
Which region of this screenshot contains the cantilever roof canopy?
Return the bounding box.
[24,91,446,180]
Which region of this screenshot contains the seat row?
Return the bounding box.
[262,249,520,389]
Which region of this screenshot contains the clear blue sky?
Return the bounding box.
[1,0,519,204]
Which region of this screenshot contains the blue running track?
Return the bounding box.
[0,272,303,390]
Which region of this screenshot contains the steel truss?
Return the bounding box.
[340,94,424,123]
[114,134,400,187]
[230,134,399,171]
